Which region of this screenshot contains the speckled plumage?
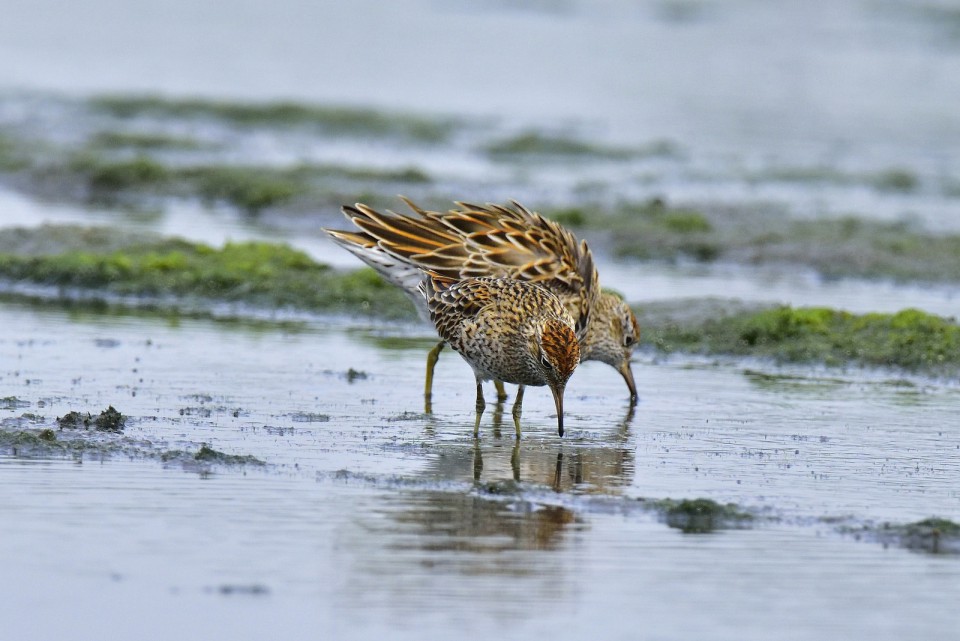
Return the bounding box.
[419,276,580,437]
[323,198,640,403]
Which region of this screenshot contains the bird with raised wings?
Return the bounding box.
[324,198,640,405]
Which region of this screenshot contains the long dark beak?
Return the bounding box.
[618,359,638,406]
[550,383,566,437]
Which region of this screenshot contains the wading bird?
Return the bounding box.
[324,198,640,422]
[419,274,580,437]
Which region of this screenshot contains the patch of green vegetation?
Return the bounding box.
[94,405,125,431]
[0,226,417,319]
[752,165,854,185]
[845,517,960,554]
[660,210,712,234]
[0,428,129,458]
[1,396,31,410]
[0,430,63,451]
[572,198,960,283]
[0,132,30,171]
[476,479,523,495]
[90,94,457,143]
[90,131,207,150]
[71,154,171,192]
[384,411,429,422]
[742,369,849,392]
[59,153,430,214]
[58,411,92,429]
[57,406,125,431]
[651,498,753,533]
[870,168,918,192]
[943,177,960,198]
[484,131,634,159]
[289,412,330,423]
[748,165,919,193]
[194,443,265,466]
[345,368,368,383]
[547,207,588,227]
[643,304,960,375]
[182,165,303,213]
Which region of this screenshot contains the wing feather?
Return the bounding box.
[328,198,601,342]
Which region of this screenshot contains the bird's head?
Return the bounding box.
[533,315,580,436]
[581,292,641,405]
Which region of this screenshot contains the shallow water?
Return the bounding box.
[2,302,959,640]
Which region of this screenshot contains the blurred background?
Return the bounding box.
[2,0,958,288]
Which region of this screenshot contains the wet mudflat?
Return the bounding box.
[2,301,959,641]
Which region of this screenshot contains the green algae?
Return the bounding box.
[0,225,416,319]
[89,131,208,150]
[0,132,31,171]
[345,368,368,383]
[72,154,172,193]
[484,131,678,160]
[1,396,31,410]
[60,154,431,213]
[842,517,960,554]
[548,198,960,283]
[0,429,71,453]
[643,304,960,375]
[870,168,919,192]
[57,406,125,432]
[746,165,920,193]
[288,412,330,423]
[90,94,458,143]
[0,427,131,459]
[183,165,302,212]
[93,406,125,431]
[194,444,265,466]
[648,497,753,533]
[484,131,636,159]
[546,199,722,261]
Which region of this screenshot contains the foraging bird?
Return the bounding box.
[324,198,640,406]
[419,275,580,437]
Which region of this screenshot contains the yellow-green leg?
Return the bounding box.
[424,341,444,413]
[511,385,525,439]
[511,440,520,481]
[494,380,508,402]
[473,378,486,438]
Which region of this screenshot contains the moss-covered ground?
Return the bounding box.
[0,225,416,319]
[483,131,676,160]
[840,517,960,554]
[546,198,960,283]
[63,154,430,214]
[640,302,960,376]
[89,94,459,143]
[2,225,959,375]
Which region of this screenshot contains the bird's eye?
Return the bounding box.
[540,353,552,369]
[623,335,635,348]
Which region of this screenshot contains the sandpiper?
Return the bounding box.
[324,198,640,404]
[419,275,580,438]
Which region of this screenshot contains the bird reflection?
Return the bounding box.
[461,402,637,491]
[379,402,638,560]
[473,439,520,482]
